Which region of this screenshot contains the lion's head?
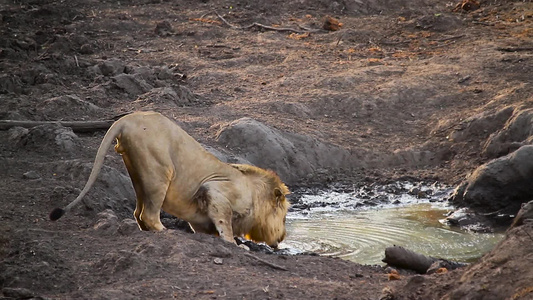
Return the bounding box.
[250,184,290,248]
[232,164,290,248]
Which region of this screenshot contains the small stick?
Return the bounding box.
[472,21,494,26]
[199,12,212,19]
[497,47,533,52]
[335,32,345,47]
[243,252,288,271]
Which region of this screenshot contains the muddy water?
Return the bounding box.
[281,185,504,265]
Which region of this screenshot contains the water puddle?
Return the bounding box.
[280,182,505,265]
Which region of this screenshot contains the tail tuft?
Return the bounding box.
[49,208,65,221]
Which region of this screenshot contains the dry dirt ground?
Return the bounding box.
[0,0,532,299]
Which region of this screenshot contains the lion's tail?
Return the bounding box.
[49,119,125,221]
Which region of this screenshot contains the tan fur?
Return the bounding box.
[53,111,290,247]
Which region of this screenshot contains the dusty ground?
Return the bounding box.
[0,0,532,299]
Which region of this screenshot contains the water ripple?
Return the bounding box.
[281,203,504,265]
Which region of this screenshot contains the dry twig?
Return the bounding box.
[201,11,320,34]
[335,32,345,47]
[497,47,533,52]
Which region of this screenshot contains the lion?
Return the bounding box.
[49,111,290,248]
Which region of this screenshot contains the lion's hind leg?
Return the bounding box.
[125,164,153,231]
[131,185,167,231]
[122,154,168,231]
[134,195,150,231]
[136,182,167,231]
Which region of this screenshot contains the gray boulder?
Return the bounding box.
[451,145,533,217]
[133,86,197,107]
[112,73,153,97]
[53,160,135,218]
[12,123,80,153]
[38,94,102,119]
[448,106,514,144]
[483,107,533,158]
[215,117,359,184]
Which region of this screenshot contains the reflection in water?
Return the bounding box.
[281,203,504,265]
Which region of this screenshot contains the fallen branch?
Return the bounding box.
[202,11,320,34]
[383,245,467,274]
[472,21,494,26]
[497,47,533,52]
[0,120,114,133]
[243,252,288,271]
[378,39,410,46]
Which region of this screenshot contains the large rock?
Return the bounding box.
[451,145,533,216]
[112,73,153,97]
[133,86,197,107]
[38,94,102,119]
[215,118,361,184]
[52,160,135,218]
[447,106,514,144]
[483,107,533,158]
[11,123,80,154]
[214,117,452,184]
[96,58,125,76]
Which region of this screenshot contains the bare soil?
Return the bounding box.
[1,0,532,299]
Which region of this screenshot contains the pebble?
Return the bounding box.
[22,171,41,180]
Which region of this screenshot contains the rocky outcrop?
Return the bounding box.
[451,145,533,218]
[447,106,514,144]
[51,160,136,218]
[215,117,457,184]
[38,95,103,120]
[483,107,533,158]
[215,117,367,185]
[10,123,80,153]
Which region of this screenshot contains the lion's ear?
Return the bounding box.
[274,188,284,206]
